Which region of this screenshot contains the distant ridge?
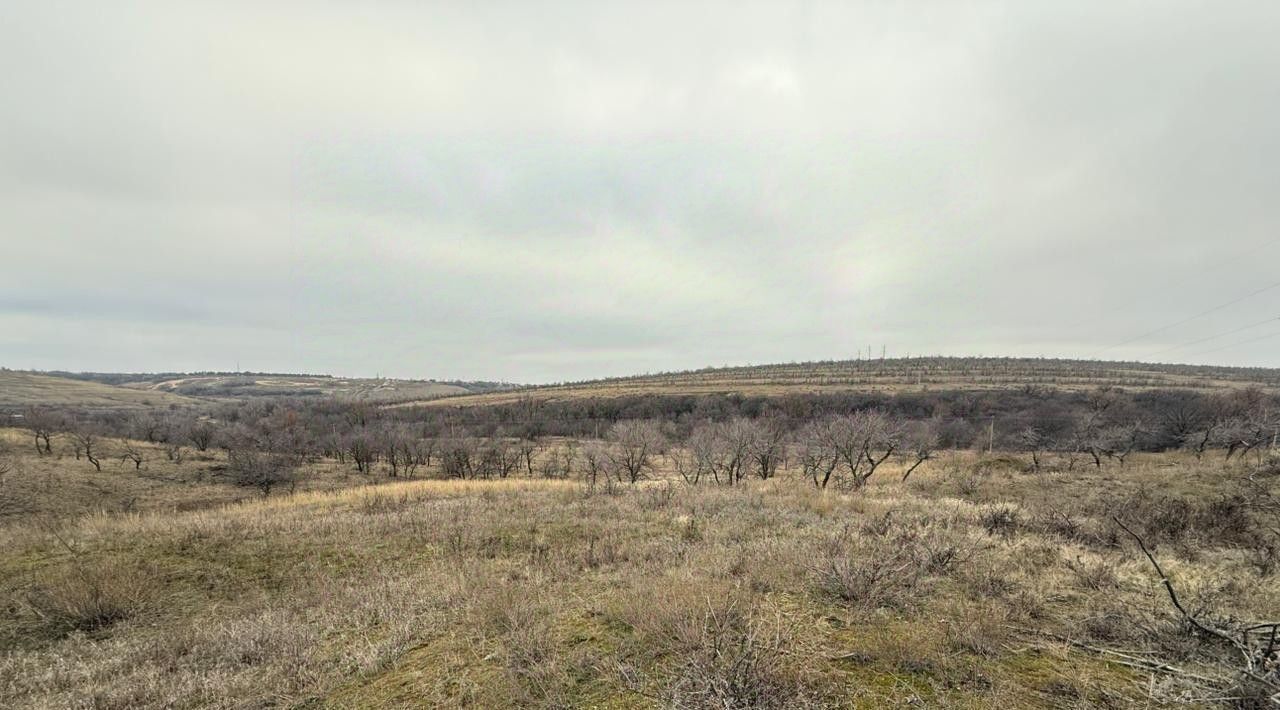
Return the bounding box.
[2,370,520,408]
[0,370,199,409]
[408,357,1280,408]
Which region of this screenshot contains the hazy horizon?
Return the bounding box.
[3,2,1278,382]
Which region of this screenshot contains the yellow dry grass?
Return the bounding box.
[0,370,199,409]
[1,439,1276,708]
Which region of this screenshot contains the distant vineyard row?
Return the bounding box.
[421,357,1280,407]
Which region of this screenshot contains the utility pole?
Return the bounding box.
[987,419,995,454]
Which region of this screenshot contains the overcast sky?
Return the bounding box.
[2,1,1278,383]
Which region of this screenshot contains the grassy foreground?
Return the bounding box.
[1,444,1277,708]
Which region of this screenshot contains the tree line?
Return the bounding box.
[6,384,1277,494]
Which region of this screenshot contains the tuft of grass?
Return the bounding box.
[21,557,150,638]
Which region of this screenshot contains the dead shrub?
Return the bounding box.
[680,515,703,543]
[979,504,1020,538]
[1063,555,1119,591]
[1119,489,1259,549]
[1243,539,1279,577]
[956,556,1018,600]
[503,615,567,707]
[23,557,149,637]
[972,456,1024,475]
[815,544,921,610]
[943,603,1009,657]
[1079,607,1129,643]
[664,599,815,710]
[813,519,967,611]
[1027,507,1087,543]
[470,584,571,707]
[639,481,678,511]
[582,532,625,569]
[357,489,414,515]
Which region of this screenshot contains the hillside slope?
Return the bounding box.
[123,374,472,401]
[33,372,520,403]
[411,357,1280,407]
[0,370,198,409]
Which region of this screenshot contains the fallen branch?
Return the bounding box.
[1112,516,1248,660]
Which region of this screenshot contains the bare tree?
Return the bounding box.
[669,445,705,485]
[129,413,166,444]
[1013,426,1050,472]
[797,419,840,489]
[1217,411,1276,462]
[120,441,145,471]
[580,441,610,488]
[795,412,903,490]
[187,422,216,452]
[381,428,421,477]
[416,436,437,468]
[686,419,754,485]
[607,420,665,484]
[479,438,521,479]
[827,411,902,490]
[538,441,576,479]
[900,419,940,481]
[1072,413,1109,470]
[1100,422,1142,467]
[225,445,300,497]
[440,438,479,479]
[345,431,376,474]
[518,438,540,477]
[24,407,59,456]
[747,417,788,480]
[70,427,104,472]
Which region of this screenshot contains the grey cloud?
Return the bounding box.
[2,1,1278,381]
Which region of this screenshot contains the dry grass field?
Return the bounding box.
[413,358,1280,408]
[2,427,1277,708]
[0,371,199,410]
[119,375,475,402]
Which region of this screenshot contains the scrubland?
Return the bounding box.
[2,432,1277,708]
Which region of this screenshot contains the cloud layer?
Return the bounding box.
[2,1,1278,382]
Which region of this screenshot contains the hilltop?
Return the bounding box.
[408,356,1280,407]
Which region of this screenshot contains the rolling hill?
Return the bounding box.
[11,370,518,406]
[0,370,199,409]
[409,357,1280,407]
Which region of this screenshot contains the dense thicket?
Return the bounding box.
[8,386,1276,480]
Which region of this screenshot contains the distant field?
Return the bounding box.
[121,374,472,402]
[7,371,515,407]
[412,357,1280,407]
[0,371,198,409]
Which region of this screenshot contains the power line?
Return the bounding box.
[1058,239,1278,335]
[1185,328,1280,360]
[1089,277,1280,357]
[1142,315,1280,359]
